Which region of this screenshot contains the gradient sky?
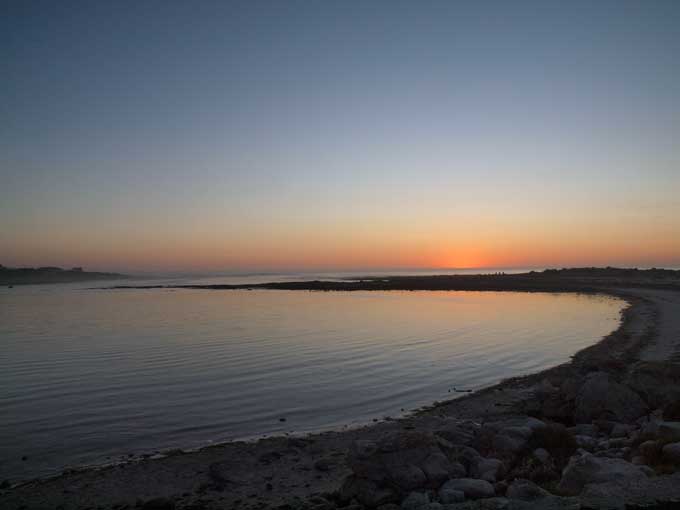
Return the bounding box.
[2,1,679,272]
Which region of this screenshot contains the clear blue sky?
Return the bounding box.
[2,1,679,271]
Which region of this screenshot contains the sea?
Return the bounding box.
[0,270,625,481]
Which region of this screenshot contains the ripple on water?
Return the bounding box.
[0,288,624,481]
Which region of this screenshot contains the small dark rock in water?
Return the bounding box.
[0,480,10,489]
[141,498,175,510]
[21,456,27,461]
[279,417,286,422]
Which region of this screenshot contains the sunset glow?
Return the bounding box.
[2,2,679,272]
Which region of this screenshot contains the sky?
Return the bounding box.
[2,1,680,272]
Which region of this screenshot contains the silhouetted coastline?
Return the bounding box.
[108,267,680,293]
[0,265,127,285]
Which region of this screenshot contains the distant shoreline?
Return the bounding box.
[105,267,680,293]
[0,266,128,286]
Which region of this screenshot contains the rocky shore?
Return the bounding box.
[2,276,680,510]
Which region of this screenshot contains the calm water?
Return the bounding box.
[0,282,623,481]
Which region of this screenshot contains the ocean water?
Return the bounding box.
[0,279,624,481]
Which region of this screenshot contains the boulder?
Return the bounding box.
[532,448,551,465]
[470,458,504,483]
[141,498,175,510]
[557,452,652,495]
[437,498,509,510]
[401,491,429,510]
[420,452,456,485]
[445,445,482,471]
[639,419,661,440]
[662,442,680,464]
[627,362,680,410]
[340,475,397,507]
[657,421,680,442]
[388,464,427,491]
[610,423,632,438]
[347,432,450,491]
[439,478,495,500]
[574,435,597,450]
[580,471,680,510]
[574,372,647,424]
[505,479,549,501]
[638,439,660,460]
[439,486,466,504]
[492,434,527,455]
[433,421,477,446]
[567,424,597,436]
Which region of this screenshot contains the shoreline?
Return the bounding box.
[2,277,680,509]
[3,290,627,484]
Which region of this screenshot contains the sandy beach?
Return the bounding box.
[2,271,680,510]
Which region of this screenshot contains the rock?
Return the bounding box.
[438,497,509,509]
[421,452,456,485]
[141,498,175,510]
[439,487,465,504]
[439,478,495,500]
[662,442,680,464]
[492,434,527,455]
[580,471,680,510]
[340,475,397,507]
[631,455,646,465]
[401,492,429,510]
[567,424,597,437]
[352,440,380,460]
[638,439,660,460]
[534,378,558,398]
[574,372,648,424]
[557,452,652,495]
[434,422,476,446]
[594,448,627,459]
[502,426,533,439]
[509,497,580,510]
[523,417,548,431]
[445,445,481,471]
[449,461,468,478]
[494,480,508,496]
[610,423,632,438]
[388,464,427,491]
[348,433,430,487]
[506,479,549,501]
[532,448,550,465]
[657,421,680,442]
[314,458,335,471]
[470,458,504,483]
[482,417,545,436]
[574,435,597,450]
[639,419,660,440]
[627,362,680,410]
[664,401,680,421]
[485,418,545,457]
